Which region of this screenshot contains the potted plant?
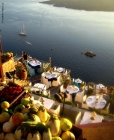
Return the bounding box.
[1,52,13,63]
[15,62,27,80]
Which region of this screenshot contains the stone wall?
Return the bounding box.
[2,58,15,76]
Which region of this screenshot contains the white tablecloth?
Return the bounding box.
[96,84,105,90]
[86,95,106,109]
[75,78,82,84]
[66,85,79,94]
[29,94,54,109]
[34,83,46,90]
[30,83,46,91]
[38,97,55,109]
[28,60,41,67]
[45,73,57,79]
[80,112,103,125]
[56,67,64,73]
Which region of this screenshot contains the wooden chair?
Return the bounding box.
[74,90,84,103]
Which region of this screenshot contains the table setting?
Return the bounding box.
[96,84,105,90]
[28,59,41,68]
[86,95,106,109]
[55,67,65,73]
[75,78,82,84]
[66,85,79,94]
[45,73,57,81]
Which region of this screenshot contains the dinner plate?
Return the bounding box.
[86,98,92,102]
[100,102,105,105]
[52,74,56,77]
[57,67,63,72]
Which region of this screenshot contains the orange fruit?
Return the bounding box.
[12,112,24,126]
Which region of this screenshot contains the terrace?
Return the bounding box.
[0,53,114,140]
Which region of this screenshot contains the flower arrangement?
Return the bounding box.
[1,52,13,63]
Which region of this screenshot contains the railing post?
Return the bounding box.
[49,57,51,69]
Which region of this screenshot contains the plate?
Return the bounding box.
[86,98,92,102]
[100,102,105,105]
[57,67,63,72]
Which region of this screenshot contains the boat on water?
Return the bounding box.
[19,24,26,36]
[25,41,32,45]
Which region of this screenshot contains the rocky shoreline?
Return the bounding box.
[40,0,114,12]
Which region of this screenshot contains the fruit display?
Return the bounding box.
[0,95,83,140]
[0,82,25,105]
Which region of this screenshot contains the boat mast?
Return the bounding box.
[2,3,4,23]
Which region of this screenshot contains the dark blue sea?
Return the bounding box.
[0,0,114,86]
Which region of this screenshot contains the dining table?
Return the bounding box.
[29,94,55,110]
[80,111,103,125]
[86,95,106,109]
[28,60,41,68]
[56,67,65,73]
[75,78,82,84]
[45,73,57,81]
[96,84,105,90]
[66,85,79,94]
[38,97,55,109]
[30,83,46,92]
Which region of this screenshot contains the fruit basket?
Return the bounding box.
[0,82,26,106]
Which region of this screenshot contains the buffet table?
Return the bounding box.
[80,111,103,125]
[29,93,55,110]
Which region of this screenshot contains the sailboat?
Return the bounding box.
[19,24,26,36]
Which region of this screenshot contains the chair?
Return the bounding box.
[42,90,50,97]
[60,85,66,93]
[37,67,42,74]
[26,65,35,76]
[81,95,89,109]
[54,67,56,71]
[104,103,110,113]
[41,72,46,83]
[65,93,72,102]
[60,92,72,102]
[49,104,60,116]
[43,78,50,89]
[75,112,82,125]
[74,90,84,103]
[57,75,62,85]
[65,70,68,75]
[6,72,12,79]
[52,80,59,87]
